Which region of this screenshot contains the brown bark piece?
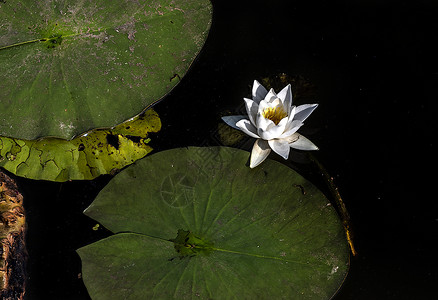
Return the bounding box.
[0,171,26,300]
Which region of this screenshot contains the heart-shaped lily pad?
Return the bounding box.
[78,147,349,299]
[0,0,211,140]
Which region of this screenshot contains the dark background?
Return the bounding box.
[16,0,437,299]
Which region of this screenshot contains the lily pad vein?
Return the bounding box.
[203,189,235,236]
[212,186,256,234]
[215,264,236,299]
[191,262,197,300]
[132,232,319,267]
[200,188,213,233]
[173,259,190,298]
[212,247,313,266]
[125,256,172,299]
[192,190,199,234]
[16,54,47,100]
[152,259,188,297]
[203,264,213,299]
[227,204,284,237]
[60,59,72,101]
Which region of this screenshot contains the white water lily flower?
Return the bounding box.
[222,80,319,168]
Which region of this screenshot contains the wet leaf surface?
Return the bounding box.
[0,0,212,140]
[0,109,161,181]
[78,147,349,299]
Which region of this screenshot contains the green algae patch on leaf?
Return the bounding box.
[0,109,160,182]
[78,147,349,299]
[170,229,215,258]
[0,0,212,140]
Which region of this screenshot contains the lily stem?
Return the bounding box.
[307,153,358,256]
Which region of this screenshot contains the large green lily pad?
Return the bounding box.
[0,108,160,181]
[78,147,349,299]
[0,0,212,140]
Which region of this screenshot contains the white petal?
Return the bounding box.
[271,98,282,107]
[264,88,278,103]
[221,115,247,130]
[268,139,291,160]
[276,115,289,129]
[294,104,318,122]
[257,99,270,115]
[250,139,271,168]
[236,119,260,138]
[277,84,292,111]
[252,80,268,103]
[258,129,277,140]
[261,117,289,140]
[287,133,319,150]
[280,132,300,144]
[256,113,275,132]
[243,98,258,126]
[279,119,303,138]
[287,106,296,123]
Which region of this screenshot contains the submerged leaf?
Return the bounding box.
[0,0,212,140]
[78,147,349,299]
[0,171,26,298]
[0,109,160,182]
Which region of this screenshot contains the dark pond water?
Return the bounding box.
[12,0,438,299]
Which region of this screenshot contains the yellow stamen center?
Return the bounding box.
[262,106,287,125]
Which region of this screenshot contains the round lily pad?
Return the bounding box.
[78,147,349,299]
[0,0,212,140]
